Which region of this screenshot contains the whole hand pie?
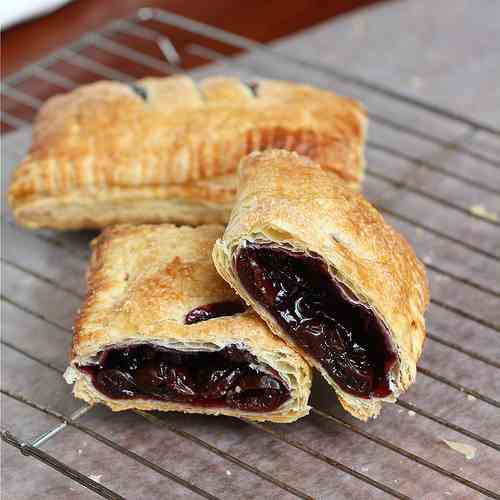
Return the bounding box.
[64,223,311,423]
[8,75,366,230]
[213,150,429,420]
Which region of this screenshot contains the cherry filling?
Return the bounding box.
[185,301,247,324]
[79,344,289,412]
[235,243,397,399]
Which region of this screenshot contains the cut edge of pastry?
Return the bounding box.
[214,237,404,421]
[64,223,312,423]
[211,150,429,421]
[64,325,312,424]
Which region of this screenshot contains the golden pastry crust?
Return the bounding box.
[213,150,429,421]
[64,223,311,423]
[9,75,367,229]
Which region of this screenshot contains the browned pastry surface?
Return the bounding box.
[9,75,367,229]
[64,223,311,422]
[213,150,429,420]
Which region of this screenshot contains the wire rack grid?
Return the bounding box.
[1,8,500,500]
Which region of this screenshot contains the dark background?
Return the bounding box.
[2,0,379,75]
[1,0,380,134]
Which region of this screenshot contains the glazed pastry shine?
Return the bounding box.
[213,150,429,421]
[64,223,311,423]
[9,75,366,230]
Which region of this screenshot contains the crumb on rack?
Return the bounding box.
[469,204,498,222]
[442,440,476,460]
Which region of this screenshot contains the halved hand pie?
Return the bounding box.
[9,75,366,230]
[213,150,429,420]
[64,224,311,422]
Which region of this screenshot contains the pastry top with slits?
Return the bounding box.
[8,75,367,229]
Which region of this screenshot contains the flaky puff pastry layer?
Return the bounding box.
[213,150,429,421]
[9,75,366,230]
[64,223,311,423]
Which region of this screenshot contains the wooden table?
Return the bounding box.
[2,0,378,76]
[2,1,500,498]
[1,0,378,134]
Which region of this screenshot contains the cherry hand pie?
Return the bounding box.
[213,150,429,420]
[64,223,311,422]
[9,75,366,230]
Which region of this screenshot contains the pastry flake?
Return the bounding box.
[213,150,429,421]
[9,75,366,230]
[64,223,311,423]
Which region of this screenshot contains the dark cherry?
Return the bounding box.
[201,368,243,399]
[237,372,282,392]
[79,344,289,412]
[102,345,155,372]
[185,301,247,325]
[220,345,256,365]
[165,366,197,397]
[135,361,166,390]
[235,243,397,399]
[226,371,285,411]
[226,390,285,412]
[94,369,137,399]
[135,361,196,400]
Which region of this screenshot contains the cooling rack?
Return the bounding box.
[2,7,500,499]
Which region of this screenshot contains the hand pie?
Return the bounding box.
[64,223,311,423]
[8,75,366,230]
[212,150,429,420]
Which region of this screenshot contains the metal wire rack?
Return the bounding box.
[2,8,499,499]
